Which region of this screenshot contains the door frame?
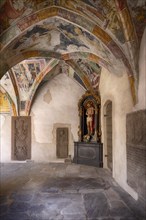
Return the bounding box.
[103,100,113,173]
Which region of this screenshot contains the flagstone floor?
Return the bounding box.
[0,162,145,220]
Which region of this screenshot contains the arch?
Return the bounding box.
[1,51,112,77]
[0,6,135,79]
[25,57,94,116]
[0,4,138,105]
[25,58,60,115]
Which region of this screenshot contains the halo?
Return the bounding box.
[84,100,94,109]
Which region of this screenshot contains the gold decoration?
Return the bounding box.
[129,76,137,105]
[77,91,101,142]
[0,91,10,113]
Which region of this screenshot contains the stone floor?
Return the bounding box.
[0,162,145,220]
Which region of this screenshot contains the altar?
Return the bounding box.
[73,141,103,167]
[73,91,103,167]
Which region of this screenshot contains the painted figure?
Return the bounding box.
[86,102,95,135]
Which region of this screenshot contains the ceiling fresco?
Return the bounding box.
[0,0,145,115]
[127,0,146,41]
[75,59,101,90]
[12,58,46,98]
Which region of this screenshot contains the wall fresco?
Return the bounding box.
[0,72,17,111]
[0,90,10,113]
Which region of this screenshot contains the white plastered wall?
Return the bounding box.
[31,73,85,162]
[99,68,138,199]
[0,115,11,162]
[134,27,146,111]
[0,73,85,162]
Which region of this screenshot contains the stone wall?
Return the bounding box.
[31,73,85,162]
[134,27,146,111]
[0,73,85,162]
[126,109,146,209]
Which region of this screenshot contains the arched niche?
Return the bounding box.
[78,91,101,143]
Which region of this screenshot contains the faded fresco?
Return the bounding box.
[11,18,90,53]
[0,0,35,34]
[0,90,10,113]
[83,0,126,43]
[12,58,46,100]
[76,59,101,90]
[0,72,17,110]
[0,0,144,81]
[0,58,48,115]
[59,61,87,90]
[127,0,146,41]
[0,0,145,111]
[3,17,124,75]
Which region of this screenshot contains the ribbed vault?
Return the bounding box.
[0,0,145,115]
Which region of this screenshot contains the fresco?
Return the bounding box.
[25,58,60,115]
[127,0,146,41]
[0,0,144,106]
[0,0,145,48]
[0,1,140,81]
[0,90,10,113]
[58,61,87,90]
[12,58,46,100]
[3,17,124,76]
[0,72,17,111]
[0,0,35,34]
[11,18,89,54]
[81,0,125,44]
[76,59,101,90]
[0,0,137,47]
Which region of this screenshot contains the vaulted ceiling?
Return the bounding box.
[0,0,145,115]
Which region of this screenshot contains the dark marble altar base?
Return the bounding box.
[0,163,145,220]
[73,141,103,167]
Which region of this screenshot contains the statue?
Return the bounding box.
[77,91,101,142]
[86,102,95,135]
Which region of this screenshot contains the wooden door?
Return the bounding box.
[106,102,113,171]
[56,128,68,158]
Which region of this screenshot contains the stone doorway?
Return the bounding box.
[105,102,113,172]
[56,127,68,158]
